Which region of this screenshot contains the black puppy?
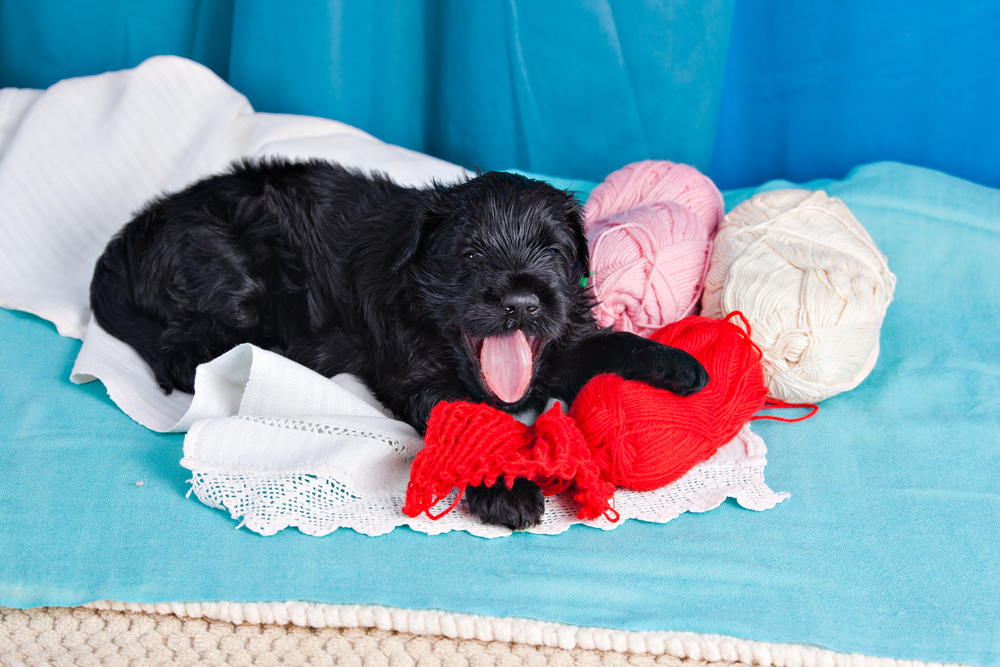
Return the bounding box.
[90,158,708,529]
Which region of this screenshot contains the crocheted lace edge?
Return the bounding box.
[83,600,969,667]
[181,424,787,538]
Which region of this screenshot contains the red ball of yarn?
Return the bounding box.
[569,313,769,492]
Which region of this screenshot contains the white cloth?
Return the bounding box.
[0,55,469,341]
[0,56,789,538]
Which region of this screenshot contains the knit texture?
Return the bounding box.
[2,603,964,667]
[402,402,618,522]
[0,605,731,667]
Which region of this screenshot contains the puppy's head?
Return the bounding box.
[395,172,593,408]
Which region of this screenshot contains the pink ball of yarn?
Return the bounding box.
[583,160,724,337]
[588,201,713,337]
[584,160,724,232]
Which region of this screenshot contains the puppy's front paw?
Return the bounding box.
[621,345,709,396]
[465,476,545,530]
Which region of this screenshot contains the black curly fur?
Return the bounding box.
[90,158,708,530]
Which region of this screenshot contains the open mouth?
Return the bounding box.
[464,330,544,404]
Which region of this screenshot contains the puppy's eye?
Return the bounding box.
[546,248,559,257]
[464,251,482,261]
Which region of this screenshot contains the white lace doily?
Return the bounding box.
[184,419,787,539]
[154,337,791,539]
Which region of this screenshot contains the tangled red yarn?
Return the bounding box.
[402,402,619,522]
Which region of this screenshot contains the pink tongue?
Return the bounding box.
[480,330,533,404]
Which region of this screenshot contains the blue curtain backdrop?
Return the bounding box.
[711,0,1000,189]
[2,0,998,188]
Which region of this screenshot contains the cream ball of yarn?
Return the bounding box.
[701,189,896,403]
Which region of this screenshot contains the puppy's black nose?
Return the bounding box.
[501,290,540,321]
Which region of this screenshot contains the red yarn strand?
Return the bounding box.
[423,486,467,520]
[752,399,819,422]
[722,312,819,423]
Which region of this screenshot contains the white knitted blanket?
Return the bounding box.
[2,604,973,667]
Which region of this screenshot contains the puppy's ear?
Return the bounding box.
[563,194,591,278]
[390,190,449,272]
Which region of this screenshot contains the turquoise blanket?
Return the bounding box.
[1,162,998,665]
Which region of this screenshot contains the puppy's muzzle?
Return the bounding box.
[501,289,540,326]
